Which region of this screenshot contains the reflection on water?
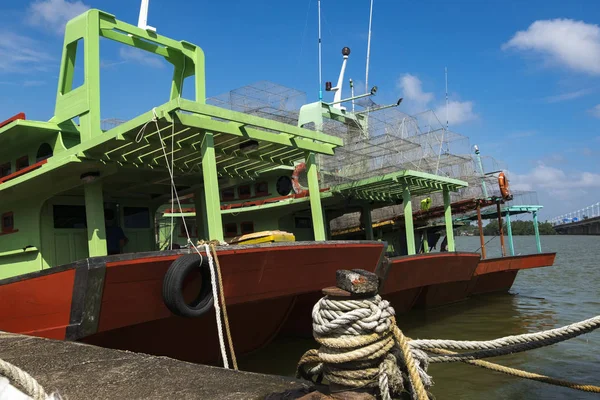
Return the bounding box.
[239,235,600,399]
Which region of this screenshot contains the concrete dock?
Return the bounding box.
[0,331,315,399]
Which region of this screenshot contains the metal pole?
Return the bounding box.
[533,210,542,253]
[505,211,515,256]
[365,0,374,93]
[403,187,415,255]
[443,188,455,251]
[477,202,486,259]
[497,202,506,257]
[474,146,488,198]
[318,0,323,100]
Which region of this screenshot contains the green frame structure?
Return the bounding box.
[0,9,346,279]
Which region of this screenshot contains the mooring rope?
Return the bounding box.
[209,242,238,370]
[412,315,600,362]
[143,110,238,370]
[298,293,600,399]
[0,358,61,400]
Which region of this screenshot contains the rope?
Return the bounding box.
[298,295,431,400]
[0,358,61,399]
[209,243,238,370]
[145,110,237,370]
[202,243,229,369]
[411,315,600,362]
[298,292,600,398]
[427,348,600,393]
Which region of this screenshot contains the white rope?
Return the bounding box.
[203,243,229,369]
[411,315,600,363]
[145,109,231,369]
[0,358,61,400]
[301,294,432,400]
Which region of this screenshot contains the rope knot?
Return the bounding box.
[298,293,432,400]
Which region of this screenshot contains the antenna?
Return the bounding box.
[445,66,449,130]
[138,0,156,32]
[318,0,323,100]
[365,0,374,93]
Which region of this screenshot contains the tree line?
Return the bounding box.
[458,220,556,236]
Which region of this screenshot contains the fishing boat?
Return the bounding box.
[0,8,390,365]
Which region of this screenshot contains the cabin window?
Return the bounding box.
[0,163,10,178]
[221,187,235,201]
[1,212,14,233]
[238,185,251,199]
[255,181,269,197]
[240,221,254,235]
[36,143,53,162]
[16,156,29,171]
[53,205,87,229]
[224,223,237,238]
[295,217,312,229]
[123,207,150,229]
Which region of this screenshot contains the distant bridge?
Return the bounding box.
[551,202,600,235]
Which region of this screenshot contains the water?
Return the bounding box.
[239,235,600,399]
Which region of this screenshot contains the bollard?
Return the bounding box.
[296,269,382,400]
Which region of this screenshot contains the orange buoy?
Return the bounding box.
[291,163,309,196]
[498,172,513,201]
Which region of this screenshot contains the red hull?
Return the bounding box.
[281,252,481,337]
[0,241,385,365]
[384,252,481,309]
[468,252,557,295]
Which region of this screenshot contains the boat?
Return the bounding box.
[0,8,390,365]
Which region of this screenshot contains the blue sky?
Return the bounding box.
[1,0,600,220]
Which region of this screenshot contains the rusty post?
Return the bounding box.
[477,202,486,259]
[496,201,506,257]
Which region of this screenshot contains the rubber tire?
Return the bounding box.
[162,254,214,318]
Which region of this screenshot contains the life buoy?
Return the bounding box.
[291,162,309,196]
[498,172,513,201]
[162,254,214,317]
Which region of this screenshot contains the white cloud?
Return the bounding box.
[27,0,90,34]
[511,163,600,192]
[119,47,165,69]
[544,88,592,103]
[397,74,434,112]
[0,32,52,73]
[588,104,600,118]
[396,73,476,125]
[435,101,477,126]
[503,19,600,75]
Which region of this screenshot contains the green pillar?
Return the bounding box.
[443,188,455,252]
[506,212,515,256]
[201,133,224,241]
[422,230,429,253]
[306,153,326,241]
[362,203,374,240]
[84,179,107,257]
[403,187,415,255]
[533,210,542,253]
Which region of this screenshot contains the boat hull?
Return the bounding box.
[0,241,385,365]
[383,252,481,309]
[280,252,481,337]
[468,252,557,295]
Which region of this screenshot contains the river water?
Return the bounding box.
[239,235,600,399]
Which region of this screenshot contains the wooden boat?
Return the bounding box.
[0,9,390,365]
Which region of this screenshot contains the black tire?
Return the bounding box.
[162,254,214,318]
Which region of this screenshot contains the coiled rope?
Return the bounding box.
[0,358,61,400]
[298,293,600,399]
